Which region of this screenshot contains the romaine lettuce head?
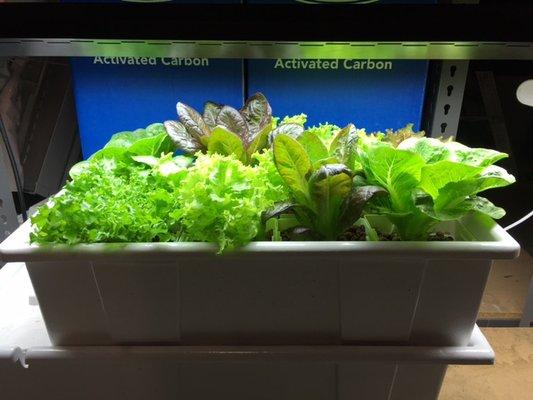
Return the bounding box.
[358,135,515,240]
[69,122,175,179]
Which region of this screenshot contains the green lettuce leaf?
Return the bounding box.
[207,126,247,163]
[298,130,329,164]
[247,122,273,158]
[279,113,307,126]
[308,164,353,239]
[272,133,386,240]
[70,123,175,180]
[399,137,509,166]
[359,134,515,240]
[272,134,312,208]
[360,145,425,212]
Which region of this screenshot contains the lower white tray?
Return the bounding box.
[0,263,494,400]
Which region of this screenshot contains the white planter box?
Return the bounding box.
[0,214,519,347]
[2,326,493,400]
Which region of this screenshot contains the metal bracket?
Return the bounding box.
[429,61,469,139]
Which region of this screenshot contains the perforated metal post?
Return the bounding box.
[429,61,469,139]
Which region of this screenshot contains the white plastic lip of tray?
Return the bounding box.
[0,214,521,262]
[22,325,493,366]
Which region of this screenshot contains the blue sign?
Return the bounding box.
[246,0,434,131]
[69,0,434,157]
[71,57,244,157]
[247,59,428,132]
[66,0,245,157]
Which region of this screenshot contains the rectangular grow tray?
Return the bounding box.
[0,213,519,347]
[1,325,493,400]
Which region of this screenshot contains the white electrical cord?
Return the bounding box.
[504,210,533,231]
[507,82,533,231]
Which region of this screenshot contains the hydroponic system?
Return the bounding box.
[28,93,515,250]
[0,2,531,400]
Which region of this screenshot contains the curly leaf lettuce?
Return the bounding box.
[31,124,184,245]
[172,153,282,252]
[252,149,291,205]
[30,157,186,244]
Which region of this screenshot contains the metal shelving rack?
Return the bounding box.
[0,0,532,374]
[1,2,532,241]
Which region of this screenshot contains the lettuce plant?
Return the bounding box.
[277,114,308,127]
[69,123,175,178]
[252,149,291,205]
[164,93,304,164]
[170,153,280,252]
[29,91,516,250]
[31,156,188,244]
[275,114,365,173]
[164,93,271,162]
[297,123,365,173]
[271,134,385,240]
[31,123,187,245]
[357,133,515,240]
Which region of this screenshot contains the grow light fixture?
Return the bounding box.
[0,3,532,60]
[2,40,533,60]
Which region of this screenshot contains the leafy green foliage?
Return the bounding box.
[306,123,340,145]
[252,149,291,205]
[171,153,279,252]
[31,123,188,245]
[164,93,276,164]
[298,131,329,164]
[31,115,288,252]
[357,133,515,240]
[272,135,313,208]
[30,93,515,249]
[380,123,425,147]
[207,126,247,163]
[31,156,188,244]
[272,134,386,239]
[279,113,308,127]
[286,122,365,172]
[69,123,175,178]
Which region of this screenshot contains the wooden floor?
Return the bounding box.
[479,250,533,322]
[441,248,533,397]
[440,328,533,400]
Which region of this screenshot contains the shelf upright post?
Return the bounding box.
[429,61,469,139]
